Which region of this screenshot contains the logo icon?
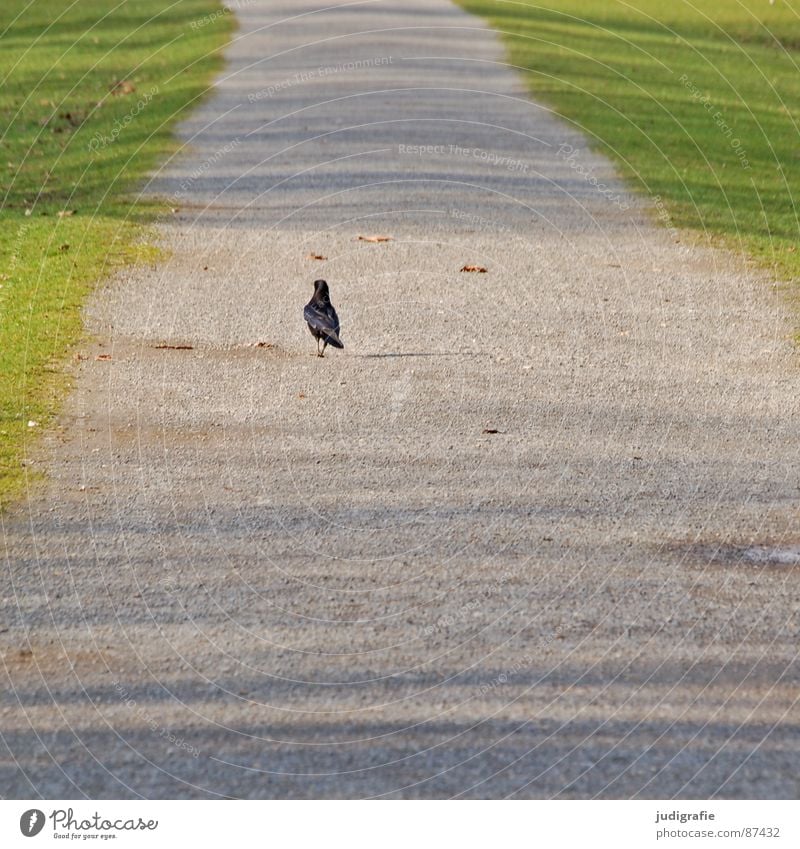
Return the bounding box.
[19,809,45,837]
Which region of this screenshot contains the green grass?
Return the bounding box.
[0,0,232,504]
[458,0,800,279]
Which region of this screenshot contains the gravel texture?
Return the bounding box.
[2,0,799,799]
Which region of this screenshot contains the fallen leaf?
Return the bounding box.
[297,393,306,399]
[358,234,392,242]
[154,344,193,350]
[110,80,136,95]
[254,342,275,349]
[461,265,487,273]
[58,243,70,252]
[95,354,112,361]
[27,420,39,428]
[307,253,327,260]
[57,209,76,217]
[482,428,502,434]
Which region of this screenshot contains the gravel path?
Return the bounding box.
[2,0,799,799]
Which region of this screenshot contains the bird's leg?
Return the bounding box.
[320,339,327,358]
[316,337,322,357]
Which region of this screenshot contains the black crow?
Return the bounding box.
[304,279,344,357]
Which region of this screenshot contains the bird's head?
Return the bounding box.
[313,279,329,299]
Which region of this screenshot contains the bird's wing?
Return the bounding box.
[304,302,332,330]
[303,302,322,327]
[303,302,336,330]
[304,302,343,345]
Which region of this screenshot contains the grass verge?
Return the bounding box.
[0,0,232,505]
[457,0,800,280]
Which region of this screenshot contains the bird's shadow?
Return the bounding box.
[358,351,483,359]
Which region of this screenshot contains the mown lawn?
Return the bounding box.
[458,0,800,279]
[0,0,232,504]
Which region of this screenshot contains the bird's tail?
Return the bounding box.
[324,330,344,349]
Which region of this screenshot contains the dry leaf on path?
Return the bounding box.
[110,80,136,96]
[95,354,112,361]
[154,344,193,350]
[358,235,392,243]
[461,265,487,273]
[307,253,327,260]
